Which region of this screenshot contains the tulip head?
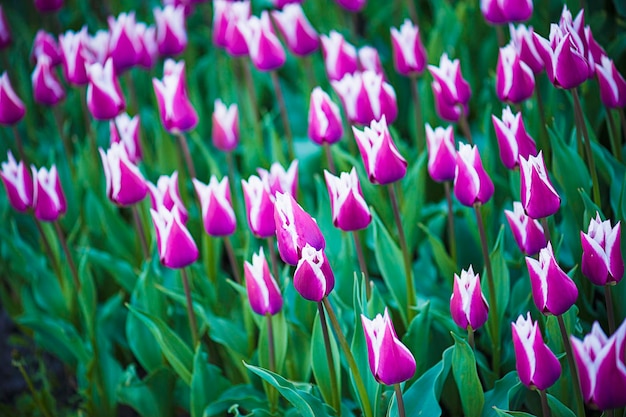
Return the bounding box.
[450,266,489,331]
[32,165,67,222]
[110,113,142,164]
[492,106,537,170]
[31,30,62,66]
[244,248,283,316]
[153,5,187,56]
[496,43,535,104]
[242,175,276,238]
[257,160,298,197]
[293,244,335,301]
[324,168,371,231]
[86,58,126,120]
[239,11,286,72]
[425,124,456,183]
[0,72,25,125]
[481,0,533,25]
[99,143,148,206]
[390,19,428,77]
[0,151,33,212]
[307,87,343,146]
[335,0,367,12]
[212,99,239,152]
[32,55,66,106]
[35,0,64,12]
[271,4,319,57]
[152,59,198,133]
[509,24,544,74]
[321,31,358,82]
[136,23,159,70]
[151,205,198,269]
[107,12,142,73]
[595,55,626,109]
[148,171,188,224]
[193,176,236,237]
[453,143,494,207]
[0,6,10,50]
[580,213,624,286]
[59,27,90,86]
[428,53,471,122]
[520,151,560,219]
[505,201,547,256]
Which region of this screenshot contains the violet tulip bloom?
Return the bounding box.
[509,24,544,74]
[492,106,537,170]
[0,6,10,50]
[244,248,283,316]
[136,23,159,70]
[352,116,407,185]
[107,12,142,73]
[480,0,533,25]
[581,213,624,286]
[335,0,366,12]
[425,124,456,183]
[32,165,67,222]
[512,312,562,390]
[571,320,626,410]
[242,175,276,238]
[31,30,61,66]
[428,53,472,122]
[59,27,90,86]
[86,58,125,120]
[212,0,250,50]
[0,72,25,126]
[152,59,198,133]
[274,192,325,265]
[596,55,626,109]
[99,143,148,206]
[148,171,188,224]
[332,71,391,126]
[526,242,578,316]
[358,46,385,78]
[272,0,303,8]
[34,0,63,12]
[0,151,33,212]
[85,30,110,66]
[154,5,187,56]
[390,19,428,77]
[151,205,198,269]
[110,113,142,164]
[32,55,65,106]
[496,43,535,104]
[193,176,236,237]
[239,11,286,71]
[450,266,489,331]
[307,87,343,146]
[272,4,319,57]
[222,2,251,56]
[258,160,298,197]
[505,201,547,256]
[321,31,358,82]
[361,308,416,385]
[453,143,494,207]
[212,99,239,152]
[293,244,335,301]
[520,152,560,219]
[324,168,371,231]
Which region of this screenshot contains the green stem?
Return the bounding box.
[539,389,552,417]
[495,25,506,47]
[266,313,276,373]
[557,314,586,417]
[409,75,425,153]
[540,217,552,244]
[270,70,295,161]
[132,205,150,261]
[318,301,341,415]
[12,352,54,417]
[324,143,336,174]
[34,217,64,292]
[535,79,551,168]
[241,59,264,155]
[53,107,75,177]
[54,220,80,291]
[468,326,475,350]
[605,284,615,335]
[181,268,199,346]
[444,181,457,265]
[12,125,28,167]
[267,236,281,284]
[352,230,371,300]
[394,383,407,417]
[606,108,622,162]
[176,131,197,180]
[223,236,242,284]
[458,113,474,145]
[572,89,601,207]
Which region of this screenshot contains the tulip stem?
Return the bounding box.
[540,217,552,244]
[352,230,371,300]
[557,314,586,417]
[409,75,425,153]
[132,205,150,260]
[393,383,407,417]
[11,125,28,167]
[266,313,276,373]
[324,143,336,174]
[458,113,474,145]
[181,268,199,346]
[606,108,622,162]
[34,218,64,292]
[12,352,55,417]
[124,71,138,115]
[266,236,281,284]
[388,183,416,323]
[467,326,475,350]
[444,182,457,265]
[495,25,506,47]
[240,59,264,159]
[605,285,616,334]
[534,80,551,168]
[224,237,242,284]
[175,132,197,180]
[54,220,80,292]
[322,297,373,417]
[538,389,552,417]
[317,301,341,415]
[53,107,76,177]
[270,71,295,162]
[572,89,601,207]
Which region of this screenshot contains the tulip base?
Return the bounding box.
[556,314,585,417]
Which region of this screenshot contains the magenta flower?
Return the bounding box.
[99,143,148,206]
[151,205,198,269]
[31,30,61,66]
[212,0,250,51]
[86,58,125,120]
[35,0,63,12]
[110,113,142,164]
[32,55,65,106]
[509,24,544,74]
[505,201,547,256]
[580,213,624,286]
[271,0,303,8]
[193,176,236,237]
[595,55,626,109]
[358,46,385,79]
[324,168,371,232]
[425,124,456,183]
[84,30,110,66]
[0,6,11,50]
[333,71,397,126]
[239,11,285,71]
[136,23,159,69]
[307,87,343,146]
[242,175,276,238]
[321,31,358,82]
[107,12,142,72]
[154,5,187,56]
[480,0,533,25]
[152,59,198,133]
[520,152,560,219]
[492,106,537,170]
[271,4,319,57]
[32,165,67,222]
[59,27,90,86]
[258,160,298,197]
[148,171,188,224]
[428,53,472,122]
[244,248,283,316]
[335,0,367,12]
[453,143,494,207]
[496,43,535,104]
[0,72,25,126]
[212,99,239,152]
[390,19,428,77]
[450,266,489,331]
[293,244,335,301]
[0,151,33,212]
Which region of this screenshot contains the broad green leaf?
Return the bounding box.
[481,372,523,417]
[402,301,432,379]
[310,308,341,411]
[492,408,534,417]
[84,248,138,293]
[419,222,457,285]
[203,384,269,417]
[401,152,428,254]
[117,366,176,417]
[191,346,228,417]
[78,252,97,340]
[547,393,576,417]
[451,333,484,417]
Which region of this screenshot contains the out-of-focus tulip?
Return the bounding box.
[0,6,10,50]
[480,0,533,25]
[321,31,358,82]
[425,124,456,183]
[272,4,319,57]
[151,205,198,268]
[110,113,142,164]
[193,176,236,237]
[571,320,626,410]
[526,242,578,316]
[35,0,64,12]
[154,5,187,56]
[148,171,188,224]
[361,308,416,385]
[512,312,561,390]
[335,0,366,12]
[32,164,67,222]
[332,70,397,125]
[492,106,537,170]
[152,59,198,133]
[0,151,33,212]
[307,87,343,146]
[293,244,335,301]
[242,175,276,238]
[271,0,303,8]
[585,26,606,72]
[107,12,141,72]
[450,266,489,331]
[580,213,624,286]
[453,143,494,207]
[32,55,65,106]
[258,160,298,197]
[520,151,560,219]
[213,0,250,51]
[163,0,195,16]
[352,116,407,185]
[136,23,159,69]
[324,168,371,231]
[244,248,283,316]
[496,43,535,103]
[239,11,285,71]
[59,27,90,86]
[358,46,385,78]
[428,53,472,122]
[99,142,147,206]
[509,24,544,74]
[274,192,325,265]
[390,19,428,77]
[85,30,110,66]
[505,201,547,256]
[0,72,26,125]
[595,55,626,109]
[86,58,125,120]
[212,99,239,152]
[31,30,61,66]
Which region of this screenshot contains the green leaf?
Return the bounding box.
[83,247,138,293]
[401,152,428,254]
[403,301,432,379]
[451,333,484,417]
[78,252,97,340]
[481,372,523,417]
[310,308,341,409]
[191,346,228,417]
[547,393,576,417]
[492,408,534,417]
[487,226,510,322]
[117,366,176,417]
[419,222,457,284]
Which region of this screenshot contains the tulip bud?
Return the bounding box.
[258,160,298,197]
[242,175,276,238]
[136,23,159,70]
[511,312,561,390]
[362,70,398,123]
[0,6,11,50]
[358,46,385,78]
[321,31,358,82]
[239,11,286,71]
[244,248,283,316]
[86,58,126,120]
[110,113,142,164]
[0,72,25,126]
[307,87,343,146]
[193,176,236,237]
[59,27,90,86]
[505,201,547,256]
[390,19,428,77]
[293,244,335,301]
[0,151,33,212]
[107,12,142,73]
[154,5,187,56]
[595,55,626,109]
[331,72,370,125]
[32,165,67,222]
[223,2,251,56]
[580,213,624,286]
[425,124,456,183]
[84,30,110,66]
[352,116,407,185]
[35,0,63,12]
[453,143,494,207]
[335,0,367,12]
[99,143,147,206]
[271,4,319,57]
[324,168,371,231]
[509,24,544,74]
[31,30,61,66]
[274,192,325,265]
[213,0,250,51]
[450,266,489,331]
[526,242,578,316]
[585,26,606,73]
[152,59,198,133]
[148,171,188,224]
[32,55,65,106]
[151,205,198,268]
[428,53,472,122]
[480,0,533,25]
[520,152,560,219]
[496,43,535,104]
[492,106,537,170]
[212,99,239,152]
[361,308,416,385]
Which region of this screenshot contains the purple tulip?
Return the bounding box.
[425,124,456,183]
[335,0,366,12]
[321,31,358,82]
[492,106,537,170]
[496,43,535,104]
[148,171,188,224]
[212,0,250,51]
[152,59,198,133]
[450,266,489,331]
[99,143,147,206]
[59,27,90,86]
[0,151,33,212]
[324,168,371,232]
[154,5,187,56]
[244,248,283,316]
[520,152,560,219]
[271,4,319,57]
[585,26,606,74]
[86,58,126,120]
[32,164,67,222]
[453,143,494,207]
[0,72,25,126]
[239,11,286,72]
[84,30,110,66]
[358,46,385,79]
[107,12,142,73]
[258,160,298,197]
[212,99,239,152]
[505,201,547,256]
[110,113,142,164]
[332,71,398,125]
[242,175,276,238]
[31,55,65,106]
[31,30,61,66]
[595,55,626,109]
[151,205,198,269]
[390,19,428,77]
[428,53,472,122]
[509,24,544,74]
[35,0,63,12]
[136,23,159,70]
[271,0,303,8]
[307,87,343,146]
[0,6,11,50]
[293,244,335,301]
[580,213,624,286]
[193,176,236,237]
[480,0,533,25]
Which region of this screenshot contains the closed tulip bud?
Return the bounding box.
[595,55,626,109]
[213,0,250,50]
[32,165,67,222]
[99,143,147,206]
[324,168,371,231]
[107,12,141,73]
[293,244,334,301]
[505,201,547,256]
[492,106,537,170]
[526,242,578,316]
[193,176,236,237]
[571,320,626,410]
[35,0,63,12]
[358,46,385,78]
[496,43,535,104]
[0,151,33,212]
[361,308,416,385]
[335,0,366,12]
[136,23,159,69]
[154,5,187,56]
[212,99,239,152]
[428,53,471,122]
[331,72,370,125]
[274,192,325,265]
[425,124,456,183]
[59,27,90,86]
[239,11,286,71]
[223,2,251,56]
[307,87,343,146]
[580,213,624,286]
[258,160,298,197]
[242,175,276,238]
[585,26,606,72]
[520,152,560,219]
[390,19,428,77]
[481,0,533,25]
[450,266,489,330]
[321,31,358,82]
[86,58,125,120]
[0,6,11,50]
[271,4,319,57]
[0,72,25,126]
[32,55,65,106]
[244,248,283,316]
[31,30,61,66]
[509,24,544,74]
[110,113,142,164]
[453,143,494,207]
[512,312,561,390]
[151,205,198,268]
[352,116,407,185]
[152,59,198,133]
[148,171,188,224]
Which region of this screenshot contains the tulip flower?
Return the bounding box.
[571,320,626,410]
[585,26,606,72]
[152,59,198,133]
[505,201,547,256]
[428,53,472,122]
[239,11,285,71]
[525,242,578,316]
[148,171,188,224]
[274,192,325,265]
[307,87,343,146]
[32,165,67,222]
[580,213,624,286]
[110,113,142,164]
[86,58,126,120]
[258,160,298,197]
[153,5,187,56]
[193,176,236,237]
[358,46,385,78]
[0,151,33,212]
[136,23,159,69]
[242,175,276,238]
[271,4,319,57]
[450,266,489,331]
[453,143,494,207]
[272,0,303,8]
[492,106,537,170]
[520,152,560,219]
[509,24,544,74]
[244,248,283,316]
[31,55,66,107]
[151,205,198,268]
[480,0,533,25]
[324,168,371,231]
[99,143,147,206]
[59,27,90,86]
[496,43,535,104]
[361,308,416,385]
[0,72,25,126]
[212,99,239,152]
[320,31,358,82]
[0,6,10,50]
[390,19,428,77]
[163,0,195,16]
[335,0,367,12]
[352,116,407,185]
[595,55,626,109]
[425,124,456,183]
[107,12,142,73]
[212,0,250,51]
[35,0,63,12]
[31,30,61,66]
[511,312,562,390]
[293,244,335,302]
[85,30,110,66]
